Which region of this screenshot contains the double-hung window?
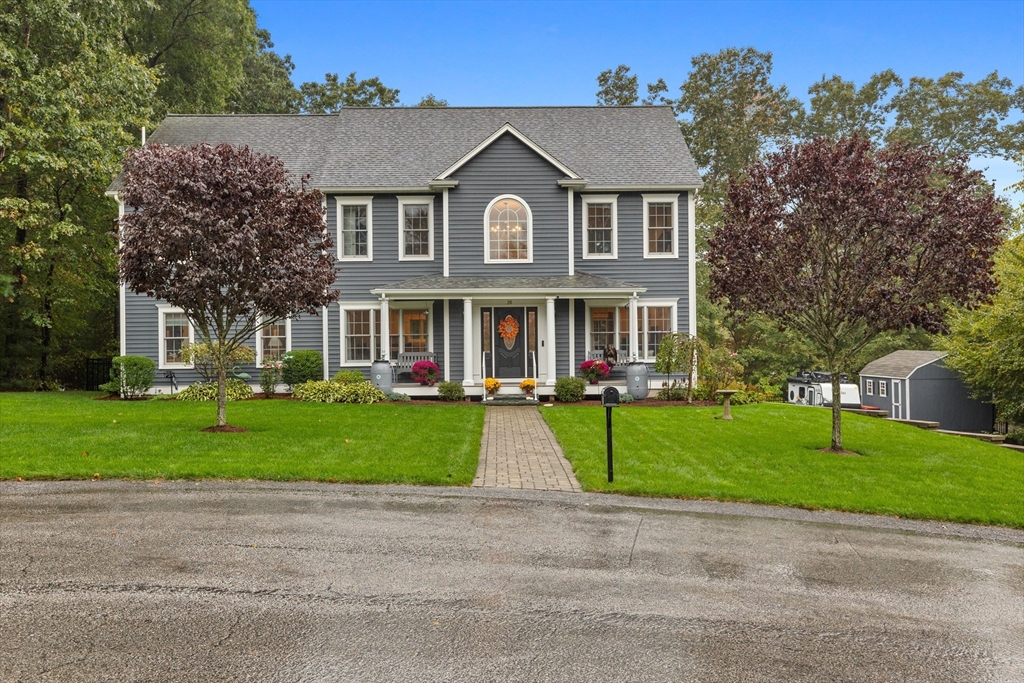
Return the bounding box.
[865,379,874,396]
[341,306,382,364]
[638,305,674,359]
[643,194,679,258]
[258,319,289,363]
[588,307,631,353]
[582,195,617,259]
[587,302,676,361]
[340,304,432,365]
[336,197,372,260]
[158,306,195,369]
[879,381,887,398]
[399,196,433,260]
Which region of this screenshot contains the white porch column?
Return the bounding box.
[443,299,450,381]
[545,296,557,386]
[379,296,390,361]
[462,297,474,387]
[629,293,639,361]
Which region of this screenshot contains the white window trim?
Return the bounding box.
[642,193,680,259]
[255,317,292,364]
[583,302,630,355]
[581,194,618,260]
[484,194,533,264]
[156,304,195,370]
[635,298,679,362]
[398,196,434,262]
[335,196,373,261]
[879,380,887,397]
[339,302,383,367]
[583,299,677,362]
[338,302,435,366]
[865,379,874,396]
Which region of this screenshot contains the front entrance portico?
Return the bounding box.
[371,273,646,395]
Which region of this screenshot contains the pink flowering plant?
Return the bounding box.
[410,360,440,386]
[259,359,283,397]
[579,359,611,383]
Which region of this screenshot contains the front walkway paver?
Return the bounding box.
[473,406,581,492]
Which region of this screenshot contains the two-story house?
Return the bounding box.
[107,107,702,397]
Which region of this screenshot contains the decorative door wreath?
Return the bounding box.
[498,315,520,350]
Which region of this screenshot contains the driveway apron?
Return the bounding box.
[473,406,581,492]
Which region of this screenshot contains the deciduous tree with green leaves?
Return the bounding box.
[300,72,400,113]
[118,143,338,428]
[0,0,156,388]
[710,137,1004,452]
[941,236,1024,424]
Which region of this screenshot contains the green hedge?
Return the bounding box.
[99,355,156,399]
[555,376,587,403]
[437,381,465,402]
[282,350,323,387]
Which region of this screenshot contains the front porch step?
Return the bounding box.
[483,396,538,407]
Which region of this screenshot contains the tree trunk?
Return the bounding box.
[830,371,843,451]
[217,364,227,427]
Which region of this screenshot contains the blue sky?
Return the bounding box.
[251,0,1024,196]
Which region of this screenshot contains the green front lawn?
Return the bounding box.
[542,403,1023,527]
[0,392,484,485]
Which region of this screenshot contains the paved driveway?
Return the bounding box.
[1,482,1021,682]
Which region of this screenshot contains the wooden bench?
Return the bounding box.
[395,352,437,374]
[934,429,1006,443]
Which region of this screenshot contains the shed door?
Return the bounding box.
[891,381,902,420]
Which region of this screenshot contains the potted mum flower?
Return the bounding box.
[579,359,611,384]
[410,360,440,386]
[484,377,501,398]
[519,378,536,396]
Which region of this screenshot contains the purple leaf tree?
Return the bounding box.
[709,136,1003,451]
[118,143,338,428]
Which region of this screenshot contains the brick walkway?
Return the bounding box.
[472,406,582,492]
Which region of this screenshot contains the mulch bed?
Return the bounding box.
[201,425,249,433]
[93,395,147,401]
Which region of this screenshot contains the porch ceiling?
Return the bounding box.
[371,271,646,298]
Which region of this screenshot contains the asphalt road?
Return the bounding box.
[1,482,1021,682]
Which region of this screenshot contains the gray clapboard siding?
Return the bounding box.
[555,299,570,377]
[326,194,442,303]
[574,191,690,334]
[449,301,464,382]
[448,133,568,277]
[124,290,300,390]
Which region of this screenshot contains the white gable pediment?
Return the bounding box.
[434,123,582,181]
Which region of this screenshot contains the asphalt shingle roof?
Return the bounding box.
[109,107,701,191]
[860,350,948,379]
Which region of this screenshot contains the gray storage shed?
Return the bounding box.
[859,350,995,432]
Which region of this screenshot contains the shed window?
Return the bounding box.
[865,379,874,396]
[879,381,887,397]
